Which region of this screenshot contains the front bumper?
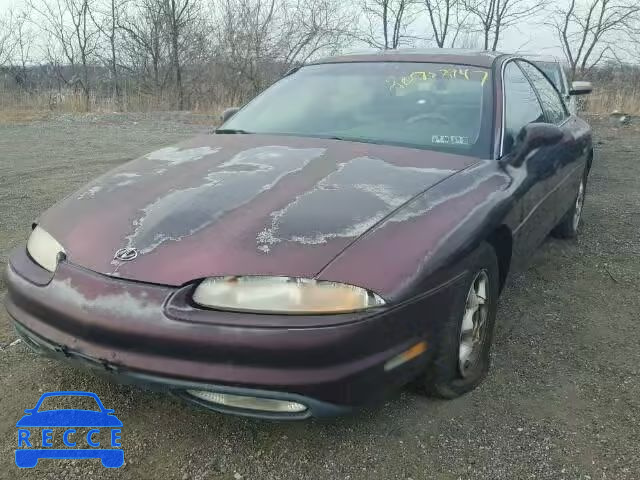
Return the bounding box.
[5,247,462,418]
[13,321,350,419]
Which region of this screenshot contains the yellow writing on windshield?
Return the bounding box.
[409,71,437,81]
[386,68,489,92]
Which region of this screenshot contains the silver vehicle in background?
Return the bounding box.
[528,55,593,115]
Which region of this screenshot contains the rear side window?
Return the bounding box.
[503,62,544,152]
[518,61,568,125]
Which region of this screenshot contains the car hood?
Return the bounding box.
[39,134,476,286]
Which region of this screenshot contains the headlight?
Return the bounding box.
[26,226,66,272]
[192,276,386,314]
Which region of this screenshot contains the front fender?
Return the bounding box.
[316,161,517,302]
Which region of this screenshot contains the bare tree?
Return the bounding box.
[360,0,419,49]
[91,0,126,109]
[213,0,352,102]
[214,0,276,97]
[161,0,202,109]
[278,0,354,70]
[6,0,572,113]
[119,0,171,97]
[6,9,37,91]
[29,0,100,111]
[0,12,15,67]
[550,0,640,79]
[423,0,473,47]
[462,0,545,51]
[424,0,454,47]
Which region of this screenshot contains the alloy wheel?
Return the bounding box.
[458,270,490,378]
[572,179,586,231]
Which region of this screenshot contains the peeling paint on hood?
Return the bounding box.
[257,156,456,251]
[117,145,325,261]
[38,134,476,286]
[146,146,221,166]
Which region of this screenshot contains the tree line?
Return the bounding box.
[0,0,639,112]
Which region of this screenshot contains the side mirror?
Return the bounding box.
[569,81,592,96]
[220,107,240,123]
[504,123,564,167]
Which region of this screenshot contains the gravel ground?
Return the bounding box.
[0,113,639,480]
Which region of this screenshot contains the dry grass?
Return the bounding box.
[579,75,640,115]
[583,85,640,115]
[0,109,49,124]
[1,81,639,125]
[0,89,228,123]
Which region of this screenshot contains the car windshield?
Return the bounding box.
[222,62,493,157]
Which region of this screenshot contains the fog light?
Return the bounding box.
[186,390,307,413]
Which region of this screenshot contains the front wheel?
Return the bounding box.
[552,173,587,239]
[420,242,500,399]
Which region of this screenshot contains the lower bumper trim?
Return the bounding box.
[13,321,352,420]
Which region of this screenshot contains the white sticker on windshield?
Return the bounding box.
[431,135,470,145]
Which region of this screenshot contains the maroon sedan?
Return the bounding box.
[5,50,592,419]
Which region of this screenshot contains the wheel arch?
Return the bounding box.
[486,225,513,292]
[587,148,594,174]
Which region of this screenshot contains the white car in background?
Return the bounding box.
[528,56,592,115]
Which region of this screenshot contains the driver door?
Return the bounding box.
[501,61,568,259]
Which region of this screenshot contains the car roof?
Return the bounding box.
[522,53,563,64]
[311,48,505,68]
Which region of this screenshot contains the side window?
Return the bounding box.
[503,62,544,153]
[518,61,569,125]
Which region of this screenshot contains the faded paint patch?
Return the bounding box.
[387,163,509,225]
[77,172,143,199]
[113,172,141,187]
[118,146,326,259]
[76,146,223,201]
[146,146,221,166]
[77,185,103,200]
[52,278,159,319]
[257,157,455,249]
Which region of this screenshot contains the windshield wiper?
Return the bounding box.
[318,135,385,146]
[215,128,252,134]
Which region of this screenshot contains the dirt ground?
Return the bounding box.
[0,113,638,480]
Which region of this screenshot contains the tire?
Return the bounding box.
[552,170,587,239]
[420,242,500,399]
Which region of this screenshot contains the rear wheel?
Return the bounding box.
[420,242,500,399]
[552,172,587,239]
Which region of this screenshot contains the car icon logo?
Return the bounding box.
[15,391,124,468]
[113,247,138,262]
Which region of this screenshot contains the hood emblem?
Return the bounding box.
[113,247,139,262]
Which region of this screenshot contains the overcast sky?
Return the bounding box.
[0,0,17,12]
[0,0,565,58]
